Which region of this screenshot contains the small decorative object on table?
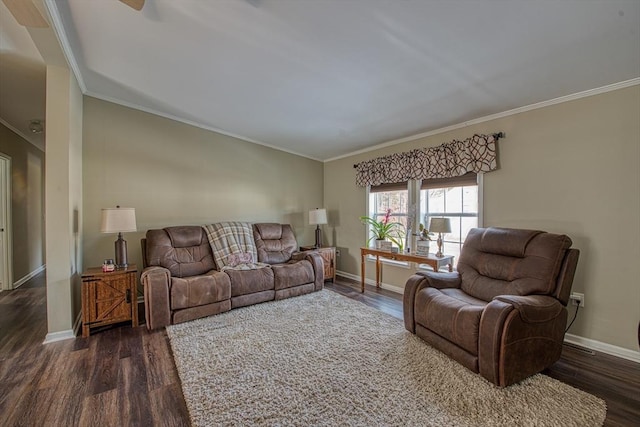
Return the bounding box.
[102,259,115,272]
[416,223,434,256]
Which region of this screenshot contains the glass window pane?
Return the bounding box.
[446,216,462,242]
[462,186,478,214]
[444,187,462,213]
[428,189,445,213]
[419,181,479,269]
[461,216,478,240]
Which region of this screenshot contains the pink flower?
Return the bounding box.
[382,208,392,224]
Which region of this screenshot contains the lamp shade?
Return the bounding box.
[309,208,328,226]
[429,217,451,233]
[100,207,137,233]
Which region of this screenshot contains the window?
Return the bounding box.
[368,182,409,249]
[420,173,480,264]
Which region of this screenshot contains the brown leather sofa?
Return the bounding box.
[404,227,579,387]
[141,223,324,330]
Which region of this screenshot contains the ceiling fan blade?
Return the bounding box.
[2,0,48,28]
[119,0,145,11]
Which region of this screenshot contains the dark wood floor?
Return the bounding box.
[1,273,638,426]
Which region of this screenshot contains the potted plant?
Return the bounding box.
[416,223,434,255]
[360,209,405,251]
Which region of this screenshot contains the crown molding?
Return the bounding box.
[44,0,87,92]
[324,78,640,163]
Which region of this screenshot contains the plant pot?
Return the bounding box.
[416,240,430,256]
[375,239,392,251]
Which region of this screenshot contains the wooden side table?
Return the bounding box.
[81,264,138,337]
[300,246,336,283]
[360,248,454,293]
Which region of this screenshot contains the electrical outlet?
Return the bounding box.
[570,292,585,307]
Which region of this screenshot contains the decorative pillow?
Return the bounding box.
[227,252,253,267]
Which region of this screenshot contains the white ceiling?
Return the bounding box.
[4,1,640,160]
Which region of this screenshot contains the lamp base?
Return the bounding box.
[435,233,444,258]
[314,225,323,248]
[115,232,129,268]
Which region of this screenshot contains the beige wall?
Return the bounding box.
[324,85,640,352]
[0,124,45,283]
[82,97,324,272]
[45,65,83,335]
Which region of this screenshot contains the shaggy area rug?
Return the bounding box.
[167,290,606,427]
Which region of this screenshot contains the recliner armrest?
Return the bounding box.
[291,251,324,290]
[416,270,462,289]
[291,251,307,261]
[141,266,172,330]
[494,295,564,323]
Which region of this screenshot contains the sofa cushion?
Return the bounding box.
[171,271,230,310]
[225,267,275,297]
[253,223,297,264]
[272,260,314,290]
[146,226,216,278]
[415,287,486,355]
[458,227,572,301]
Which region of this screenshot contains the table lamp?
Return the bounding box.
[309,208,327,248]
[101,206,137,268]
[429,217,451,258]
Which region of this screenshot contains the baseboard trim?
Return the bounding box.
[43,329,75,344]
[13,264,46,289]
[336,270,404,294]
[564,333,640,364]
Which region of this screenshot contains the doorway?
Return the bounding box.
[0,154,12,291]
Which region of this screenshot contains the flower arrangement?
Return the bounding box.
[360,209,405,249]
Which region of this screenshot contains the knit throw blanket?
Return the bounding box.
[202,222,270,271]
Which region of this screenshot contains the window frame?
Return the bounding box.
[364,175,483,270]
[365,182,411,267]
[417,174,483,269]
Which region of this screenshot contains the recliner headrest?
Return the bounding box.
[479,227,542,258]
[165,226,205,248]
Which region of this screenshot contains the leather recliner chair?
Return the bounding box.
[403,227,579,387]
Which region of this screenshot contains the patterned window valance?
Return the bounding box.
[354,133,502,187]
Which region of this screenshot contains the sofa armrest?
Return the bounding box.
[141,266,172,330]
[494,295,564,323]
[416,270,462,290]
[301,251,324,291]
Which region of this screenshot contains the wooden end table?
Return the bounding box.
[360,248,453,293]
[81,264,138,337]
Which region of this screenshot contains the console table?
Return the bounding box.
[360,248,454,293]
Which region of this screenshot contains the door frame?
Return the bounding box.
[0,153,12,291]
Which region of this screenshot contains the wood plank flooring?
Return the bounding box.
[0,273,638,426]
